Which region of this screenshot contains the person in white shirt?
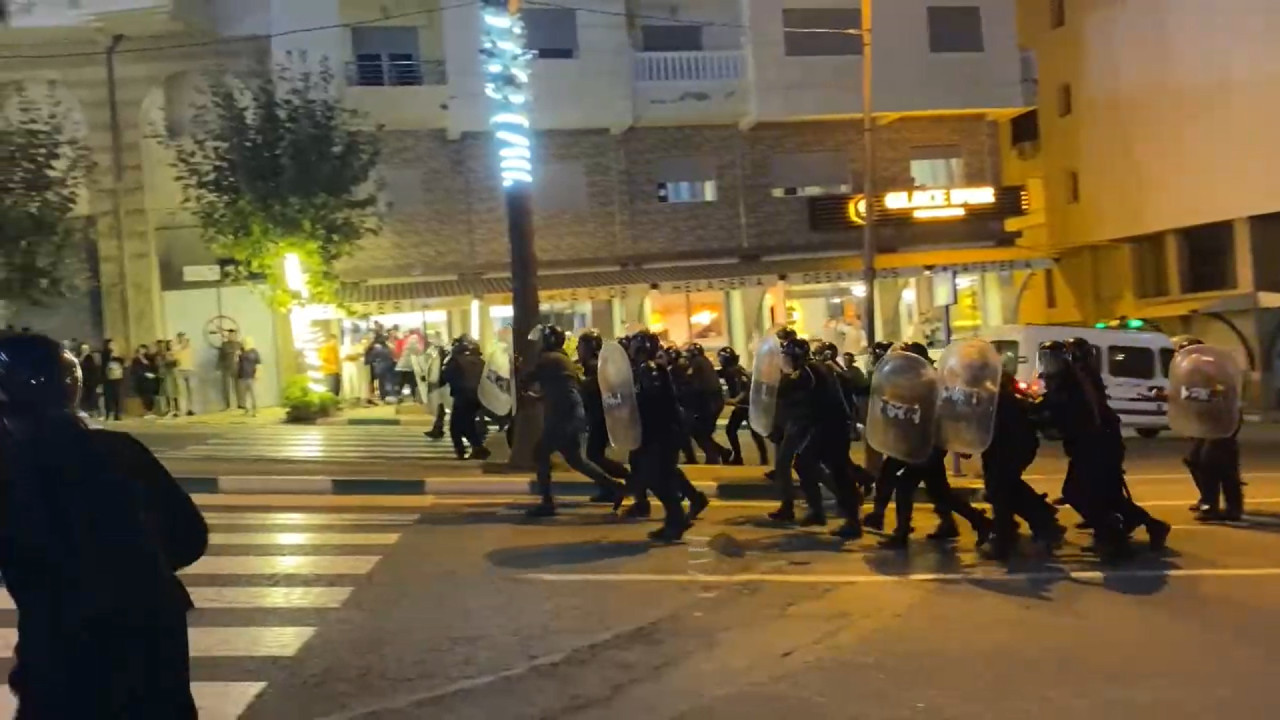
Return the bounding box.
[172,333,197,416]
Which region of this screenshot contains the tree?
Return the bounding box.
[0,85,94,308]
[172,61,382,309]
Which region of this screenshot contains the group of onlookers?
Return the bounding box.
[319,323,436,404]
[65,329,261,420]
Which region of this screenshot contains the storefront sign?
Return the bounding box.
[657,276,775,294]
[809,186,1027,231]
[540,286,632,303]
[877,258,1054,279]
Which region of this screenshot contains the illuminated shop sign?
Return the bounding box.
[809,186,1028,231]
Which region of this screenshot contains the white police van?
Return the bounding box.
[982,325,1175,438]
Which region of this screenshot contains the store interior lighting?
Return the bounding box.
[849,283,868,298]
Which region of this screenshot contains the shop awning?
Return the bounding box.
[338,246,1054,308]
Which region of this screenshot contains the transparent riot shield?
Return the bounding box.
[478,345,514,417]
[1168,344,1242,439]
[598,341,642,451]
[936,338,1002,455]
[866,350,940,464]
[749,334,783,436]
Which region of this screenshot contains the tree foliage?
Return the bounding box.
[172,61,382,309]
[0,85,94,306]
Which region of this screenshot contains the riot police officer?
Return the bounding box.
[683,342,732,464]
[626,330,698,541]
[523,325,624,517]
[577,330,631,502]
[1171,336,1244,521]
[717,346,769,465]
[0,333,202,717]
[870,342,993,549]
[440,336,489,461]
[983,371,1064,559]
[659,344,699,464]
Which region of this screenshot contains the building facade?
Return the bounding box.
[3,0,1042,398]
[1012,0,1280,409]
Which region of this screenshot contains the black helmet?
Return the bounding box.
[0,333,82,414]
[683,342,705,359]
[780,336,811,366]
[577,329,603,361]
[1172,335,1204,353]
[450,334,473,349]
[717,346,740,368]
[814,341,840,363]
[776,327,798,343]
[1037,339,1071,378]
[530,324,567,352]
[870,340,895,367]
[841,351,857,368]
[628,330,662,364]
[899,341,931,361]
[1064,337,1101,373]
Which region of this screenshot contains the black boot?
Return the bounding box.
[879,527,911,549]
[862,510,885,532]
[687,492,710,521]
[525,499,556,518]
[768,503,797,524]
[624,500,652,519]
[648,521,688,543]
[830,518,863,540]
[1146,518,1171,551]
[799,510,827,527]
[927,517,961,541]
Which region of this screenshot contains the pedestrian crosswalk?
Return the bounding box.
[0,507,420,719]
[156,425,460,462]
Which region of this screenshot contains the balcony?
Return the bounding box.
[345,59,447,88]
[632,50,746,126]
[634,50,744,84]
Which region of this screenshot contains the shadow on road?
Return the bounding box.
[485,540,652,569]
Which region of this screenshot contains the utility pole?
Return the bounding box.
[481,0,540,468]
[859,0,876,349]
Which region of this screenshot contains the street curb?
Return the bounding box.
[176,475,988,503]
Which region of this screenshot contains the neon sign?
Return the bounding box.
[846,186,1003,225]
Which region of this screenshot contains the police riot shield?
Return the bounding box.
[419,347,450,407]
[749,334,784,436]
[935,338,1002,455]
[598,341,642,452]
[478,345,514,417]
[866,350,940,465]
[1168,344,1242,439]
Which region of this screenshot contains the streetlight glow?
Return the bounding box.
[481,1,534,187]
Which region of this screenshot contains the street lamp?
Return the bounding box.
[480,0,541,467]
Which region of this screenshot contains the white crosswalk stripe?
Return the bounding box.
[156,426,460,461]
[0,508,415,719]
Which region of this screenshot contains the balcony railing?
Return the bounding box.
[634,51,743,83]
[345,60,447,88]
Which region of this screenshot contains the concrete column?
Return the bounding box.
[1233,217,1255,292]
[727,288,748,352]
[476,297,493,350]
[1163,230,1183,296]
[981,272,1005,327]
[739,285,769,338]
[609,297,624,338]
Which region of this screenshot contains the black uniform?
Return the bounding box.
[579,356,631,490]
[631,360,692,540]
[1186,427,1243,520]
[718,364,769,465]
[684,353,730,464]
[440,348,487,459]
[982,375,1061,556]
[525,350,621,510]
[666,355,700,464]
[793,360,873,535]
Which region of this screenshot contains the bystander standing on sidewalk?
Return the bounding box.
[320,333,341,397]
[237,337,262,417]
[173,332,197,416]
[102,339,125,421]
[155,339,177,417]
[131,344,160,418]
[78,342,101,418]
[219,330,243,410]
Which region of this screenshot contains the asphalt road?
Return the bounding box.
[169,490,1280,720]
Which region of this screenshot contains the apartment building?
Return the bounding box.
[1011,0,1280,408]
[3,0,1038,382]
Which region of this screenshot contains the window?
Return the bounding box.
[641,24,704,52]
[658,181,717,203]
[1180,221,1237,293]
[524,8,578,59]
[350,27,423,86]
[991,340,1020,375]
[1057,82,1072,117]
[1066,170,1080,203]
[1159,348,1175,378]
[535,161,589,212]
[782,8,862,57]
[1108,346,1156,380]
[910,146,965,188]
[1050,0,1066,29]
[1132,235,1169,298]
[769,151,851,197]
[927,6,985,53]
